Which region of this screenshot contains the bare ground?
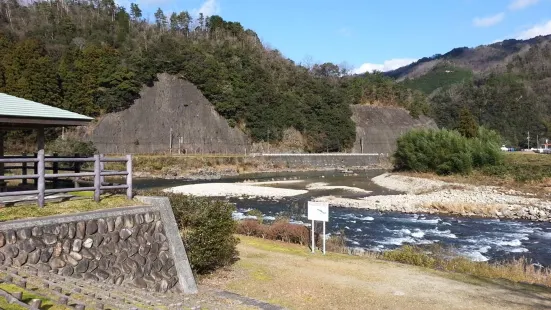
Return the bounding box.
[204,236,551,310]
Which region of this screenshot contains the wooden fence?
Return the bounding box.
[0,154,132,208]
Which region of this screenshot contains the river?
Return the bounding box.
[133,170,551,266]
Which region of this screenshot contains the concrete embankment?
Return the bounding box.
[132,154,389,180]
[316,173,551,222]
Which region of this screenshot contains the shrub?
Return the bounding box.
[394,127,503,175]
[160,193,239,275]
[237,219,311,246]
[46,138,97,156]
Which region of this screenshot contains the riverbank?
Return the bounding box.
[204,236,551,310]
[315,173,551,222]
[114,154,390,180]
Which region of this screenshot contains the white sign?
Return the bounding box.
[308,201,329,222]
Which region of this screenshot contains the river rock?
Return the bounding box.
[83,273,99,281]
[76,221,86,239]
[83,238,93,249]
[43,234,57,245]
[6,230,16,244]
[68,222,76,239]
[28,249,41,265]
[49,257,66,269]
[95,269,110,280]
[115,216,123,230]
[75,259,89,273]
[135,214,144,225]
[120,229,132,241]
[21,239,36,253]
[69,251,83,261]
[14,250,28,266]
[72,239,82,252]
[133,277,147,289]
[144,212,155,223]
[124,215,135,228]
[59,223,68,239]
[17,228,32,240]
[97,219,107,234]
[61,266,74,276]
[87,260,98,273]
[62,239,71,253]
[86,220,98,235]
[40,247,53,263]
[31,227,43,237]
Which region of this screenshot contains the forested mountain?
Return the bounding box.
[0,0,428,152]
[389,35,551,147]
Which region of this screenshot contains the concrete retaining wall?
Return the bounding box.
[255,154,386,168]
[0,197,197,294]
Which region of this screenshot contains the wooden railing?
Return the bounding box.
[0,154,133,208]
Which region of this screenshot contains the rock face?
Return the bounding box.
[91,73,248,154]
[0,211,179,293]
[351,105,438,155]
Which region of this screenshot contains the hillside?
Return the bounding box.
[388,35,551,147]
[0,0,431,153]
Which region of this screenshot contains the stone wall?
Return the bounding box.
[0,198,197,294]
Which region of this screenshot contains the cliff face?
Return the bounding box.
[91,74,248,154]
[91,75,437,155]
[351,105,438,155]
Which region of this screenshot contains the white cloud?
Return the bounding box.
[509,0,539,10]
[515,20,551,39]
[192,0,220,17]
[352,58,418,74]
[473,13,505,27]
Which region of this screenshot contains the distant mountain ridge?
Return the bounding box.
[386,34,551,82]
[388,34,551,147]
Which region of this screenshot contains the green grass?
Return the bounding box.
[0,195,138,222]
[0,283,69,310]
[401,63,473,94]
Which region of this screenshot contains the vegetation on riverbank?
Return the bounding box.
[236,218,551,288]
[404,152,551,195]
[394,127,503,175]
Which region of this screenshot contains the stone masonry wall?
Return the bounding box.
[0,201,197,294]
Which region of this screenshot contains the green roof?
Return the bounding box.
[0,92,93,121]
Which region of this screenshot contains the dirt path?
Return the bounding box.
[206,237,551,310]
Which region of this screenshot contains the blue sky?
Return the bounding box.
[121,0,551,73]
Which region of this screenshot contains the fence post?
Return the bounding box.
[94,154,101,203]
[37,129,45,208]
[126,154,133,200]
[52,153,59,188]
[99,154,105,194]
[33,153,38,186]
[21,153,27,185]
[73,153,80,188]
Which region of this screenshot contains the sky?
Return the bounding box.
[118,0,551,74]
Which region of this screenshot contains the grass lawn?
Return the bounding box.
[0,195,139,222]
[203,236,551,310]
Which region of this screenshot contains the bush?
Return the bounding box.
[237,219,311,246]
[46,138,97,156]
[394,127,503,175]
[162,194,239,275]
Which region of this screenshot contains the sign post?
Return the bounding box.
[307,201,329,255]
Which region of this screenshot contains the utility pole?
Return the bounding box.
[527,131,530,150]
[537,134,539,149]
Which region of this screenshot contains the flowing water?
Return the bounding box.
[134,170,551,266]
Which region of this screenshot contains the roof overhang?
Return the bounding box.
[0,116,92,129]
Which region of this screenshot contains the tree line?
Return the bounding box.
[0,0,428,152]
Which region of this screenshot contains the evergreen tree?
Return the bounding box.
[457,108,479,138]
